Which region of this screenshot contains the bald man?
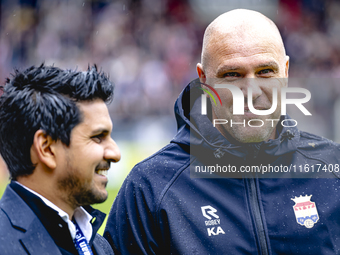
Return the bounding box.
[198,10,289,144]
[105,9,340,255]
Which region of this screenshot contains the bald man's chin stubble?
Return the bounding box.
[216,116,277,143]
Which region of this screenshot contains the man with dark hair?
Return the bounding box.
[105,9,340,255]
[0,64,121,255]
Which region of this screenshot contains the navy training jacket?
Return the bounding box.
[105,80,340,255]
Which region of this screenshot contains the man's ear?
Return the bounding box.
[197,63,206,84]
[31,130,57,170]
[285,55,290,78]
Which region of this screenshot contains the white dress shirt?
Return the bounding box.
[15,181,93,242]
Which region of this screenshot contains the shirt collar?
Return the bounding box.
[15,181,93,241]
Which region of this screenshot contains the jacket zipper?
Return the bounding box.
[246,145,269,255]
[247,178,269,255]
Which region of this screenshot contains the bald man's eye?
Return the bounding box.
[258,69,274,76]
[223,72,241,78]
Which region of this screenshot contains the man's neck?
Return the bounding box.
[16,177,75,219]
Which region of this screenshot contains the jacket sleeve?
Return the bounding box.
[104,168,165,255]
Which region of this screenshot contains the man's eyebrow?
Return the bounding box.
[90,128,110,135]
[216,61,280,76]
[216,65,240,74]
[215,65,241,76]
[255,61,279,70]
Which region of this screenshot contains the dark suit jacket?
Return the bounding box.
[0,184,114,255]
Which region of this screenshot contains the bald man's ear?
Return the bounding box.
[197,63,206,83]
[285,55,290,78]
[31,130,57,170]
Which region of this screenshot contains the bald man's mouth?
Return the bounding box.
[244,106,270,112]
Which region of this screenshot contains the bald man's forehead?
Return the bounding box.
[210,27,283,52]
[208,9,276,32]
[205,14,283,50]
[202,12,286,72]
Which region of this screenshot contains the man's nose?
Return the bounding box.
[104,138,121,163]
[240,78,262,101]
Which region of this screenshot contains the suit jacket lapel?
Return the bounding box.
[20,217,62,255]
[1,186,62,255]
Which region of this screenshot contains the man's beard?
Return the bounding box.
[226,116,277,143]
[57,159,108,207]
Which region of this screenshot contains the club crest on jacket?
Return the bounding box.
[291,195,319,228]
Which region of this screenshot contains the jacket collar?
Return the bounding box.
[1,183,107,254]
[0,184,63,255]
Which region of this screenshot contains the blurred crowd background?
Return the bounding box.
[1,0,340,186]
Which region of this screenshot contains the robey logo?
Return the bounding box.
[201,205,219,220]
[201,205,225,236]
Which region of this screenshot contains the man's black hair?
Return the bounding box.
[0,64,114,180]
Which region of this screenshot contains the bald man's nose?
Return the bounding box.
[240,78,262,101]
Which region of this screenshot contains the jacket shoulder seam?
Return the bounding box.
[295,148,330,165]
[154,157,192,219]
[295,148,340,178]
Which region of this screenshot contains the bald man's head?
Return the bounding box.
[196,9,290,143]
[200,9,287,75]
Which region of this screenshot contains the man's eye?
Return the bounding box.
[258,69,274,75]
[92,135,104,143]
[224,72,240,77]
